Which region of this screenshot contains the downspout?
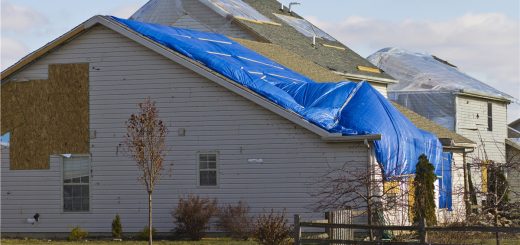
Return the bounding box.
[463,147,475,216]
[364,139,374,241]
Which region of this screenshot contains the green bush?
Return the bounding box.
[112,214,123,239]
[254,209,292,245]
[137,226,156,241]
[172,195,217,240]
[217,201,254,240]
[68,226,88,241]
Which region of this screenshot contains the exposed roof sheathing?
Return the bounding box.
[1,64,89,169]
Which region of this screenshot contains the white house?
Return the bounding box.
[368,47,515,211]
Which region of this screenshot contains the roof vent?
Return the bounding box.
[289,2,300,13]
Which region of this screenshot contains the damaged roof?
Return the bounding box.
[234,0,396,82]
[234,37,475,146]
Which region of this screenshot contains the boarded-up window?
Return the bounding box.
[63,156,90,212]
[199,153,217,186]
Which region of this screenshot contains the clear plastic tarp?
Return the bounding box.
[113,17,444,178]
[130,0,187,26]
[389,92,456,131]
[367,48,516,102]
[273,13,336,41]
[198,0,273,23]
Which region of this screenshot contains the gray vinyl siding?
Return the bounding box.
[506,145,520,201]
[456,95,507,163]
[1,25,368,233]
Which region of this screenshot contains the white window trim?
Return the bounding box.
[60,154,92,213]
[197,151,219,188]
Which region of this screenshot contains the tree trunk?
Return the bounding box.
[148,191,153,245]
[494,168,500,245]
[367,200,374,241]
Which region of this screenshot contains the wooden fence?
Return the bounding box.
[294,214,520,245]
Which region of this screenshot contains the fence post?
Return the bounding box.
[294,214,301,245]
[418,218,428,244]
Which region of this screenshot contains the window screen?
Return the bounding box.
[199,0,273,23]
[487,102,493,131]
[63,156,90,212]
[199,153,217,186]
[273,13,337,41]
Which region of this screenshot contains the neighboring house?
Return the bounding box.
[509,118,520,138]
[368,48,515,209]
[507,119,520,201]
[368,48,513,164]
[506,138,520,202]
[129,0,398,97]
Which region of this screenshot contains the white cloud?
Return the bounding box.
[1,37,29,69]
[111,3,142,18]
[1,1,48,32]
[306,13,520,121]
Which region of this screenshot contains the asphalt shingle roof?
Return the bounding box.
[236,0,394,81]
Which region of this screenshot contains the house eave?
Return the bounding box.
[456,90,511,103]
[505,138,520,151]
[332,71,398,84]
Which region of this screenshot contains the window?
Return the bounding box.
[199,153,217,186]
[63,156,90,212]
[487,102,493,131]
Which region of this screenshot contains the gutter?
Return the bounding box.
[457,90,511,103]
[439,138,476,150]
[332,71,398,84]
[322,134,381,142]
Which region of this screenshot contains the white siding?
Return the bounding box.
[369,82,388,98]
[1,25,368,233]
[438,151,466,224]
[456,95,507,163]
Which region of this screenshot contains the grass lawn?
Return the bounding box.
[0,238,258,245]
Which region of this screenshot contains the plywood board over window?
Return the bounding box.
[1,63,89,169]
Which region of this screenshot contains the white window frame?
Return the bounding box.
[61,154,91,213]
[197,151,219,188]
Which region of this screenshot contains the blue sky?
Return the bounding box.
[1,0,519,121]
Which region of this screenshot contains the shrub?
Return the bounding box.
[172,195,217,240]
[112,214,123,239]
[254,209,292,245]
[217,201,254,240]
[68,226,88,241]
[137,226,156,241]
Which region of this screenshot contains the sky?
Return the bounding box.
[1,0,519,122]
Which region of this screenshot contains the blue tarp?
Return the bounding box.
[437,152,453,210]
[113,17,444,177]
